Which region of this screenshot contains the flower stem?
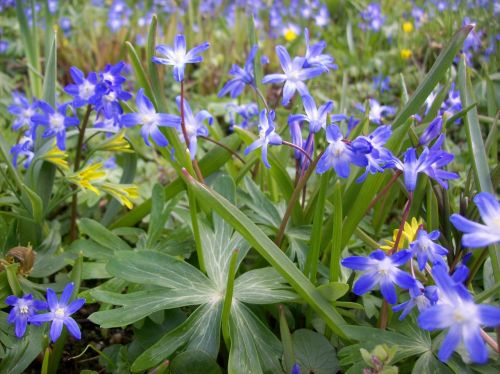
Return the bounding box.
[275,154,321,248]
[252,85,270,112]
[222,249,239,349]
[282,140,313,163]
[389,192,413,255]
[70,104,92,242]
[481,329,499,353]
[199,135,246,163]
[366,171,402,211]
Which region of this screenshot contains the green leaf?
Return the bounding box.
[131,302,222,372]
[316,282,349,302]
[41,30,57,106]
[106,250,214,292]
[412,351,452,374]
[228,302,282,374]
[293,329,340,374]
[234,267,297,304]
[21,184,43,223]
[170,350,222,374]
[392,25,473,128]
[185,176,348,339]
[125,41,156,108]
[78,218,131,251]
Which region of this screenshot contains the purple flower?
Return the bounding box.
[418,264,500,363]
[359,3,386,31]
[262,46,327,106]
[218,45,257,98]
[64,67,106,108]
[29,283,85,342]
[419,116,443,145]
[316,125,367,178]
[393,282,438,320]
[244,109,283,168]
[31,101,79,150]
[7,92,37,132]
[450,192,500,248]
[373,75,390,92]
[96,62,132,120]
[303,28,337,70]
[409,229,448,270]
[227,103,259,130]
[120,89,180,147]
[5,294,47,338]
[341,249,416,304]
[10,134,34,168]
[288,94,335,133]
[176,97,213,159]
[152,34,210,82]
[351,125,394,182]
[367,99,396,125]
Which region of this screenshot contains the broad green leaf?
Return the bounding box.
[170,350,222,374]
[21,185,43,223]
[106,250,215,293]
[293,329,340,374]
[228,302,282,374]
[89,288,209,328]
[78,218,131,251]
[316,282,350,302]
[131,302,222,372]
[412,351,452,374]
[234,267,297,304]
[185,176,348,339]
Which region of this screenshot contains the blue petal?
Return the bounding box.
[474,192,500,228]
[60,282,74,305]
[341,256,373,270]
[150,127,169,147]
[120,113,141,127]
[262,74,286,84]
[393,269,416,289]
[275,45,292,72]
[352,272,378,296]
[282,81,296,106]
[46,288,58,310]
[478,304,500,326]
[15,316,28,338]
[67,298,85,315]
[418,304,453,330]
[50,319,64,342]
[185,42,210,62]
[64,317,82,340]
[380,279,397,304]
[437,326,461,362]
[29,313,53,324]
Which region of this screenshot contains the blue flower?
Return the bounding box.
[152,34,210,82]
[288,94,335,133]
[29,283,85,343]
[96,62,132,120]
[176,96,213,159]
[7,92,37,132]
[303,28,337,70]
[351,125,394,182]
[218,45,257,98]
[390,145,457,192]
[418,264,500,363]
[64,67,106,108]
[5,294,47,338]
[341,249,416,304]
[244,109,283,168]
[367,99,396,125]
[409,229,448,270]
[10,134,35,168]
[450,192,500,248]
[373,75,390,93]
[31,101,79,150]
[316,125,367,178]
[120,89,180,147]
[359,3,386,31]
[419,116,443,145]
[393,282,438,320]
[226,103,259,130]
[262,46,327,106]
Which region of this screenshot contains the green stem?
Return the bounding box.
[188,186,205,273]
[305,171,329,282]
[222,249,239,349]
[70,105,92,241]
[330,181,343,282]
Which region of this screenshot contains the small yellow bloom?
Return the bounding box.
[41,147,70,171]
[101,183,139,209]
[400,49,412,60]
[284,28,298,42]
[96,132,132,153]
[402,22,414,34]
[380,217,423,252]
[67,163,106,195]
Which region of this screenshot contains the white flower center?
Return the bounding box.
[331,141,345,157]
[49,113,65,131]
[79,80,95,100]
[19,305,29,314]
[103,72,114,84]
[452,302,478,325]
[54,307,66,318]
[141,113,157,126]
[377,257,394,275]
[105,91,117,102]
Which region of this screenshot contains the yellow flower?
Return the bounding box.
[400,49,413,60]
[402,21,414,34]
[101,183,139,209]
[67,163,106,195]
[41,147,70,171]
[380,217,423,252]
[96,132,132,153]
[283,28,298,42]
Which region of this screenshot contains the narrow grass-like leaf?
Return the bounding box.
[79,218,132,251]
[392,25,473,128]
[126,41,156,108]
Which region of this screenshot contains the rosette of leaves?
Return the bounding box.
[89,175,297,373]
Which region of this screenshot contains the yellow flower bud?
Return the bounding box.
[400,49,412,60]
[402,21,414,34]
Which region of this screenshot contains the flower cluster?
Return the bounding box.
[342,191,500,363]
[6,283,85,343]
